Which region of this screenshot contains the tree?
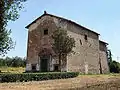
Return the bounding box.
[107,49,112,63]
[107,49,120,73]
[0,0,27,56]
[0,56,26,67]
[109,60,120,73]
[107,49,112,69]
[11,56,26,67]
[52,29,75,71]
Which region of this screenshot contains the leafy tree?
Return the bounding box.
[11,56,26,67]
[52,29,75,71]
[0,0,27,56]
[107,49,112,63]
[109,60,120,73]
[0,56,26,67]
[107,49,120,73]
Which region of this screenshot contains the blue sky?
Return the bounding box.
[7,0,120,62]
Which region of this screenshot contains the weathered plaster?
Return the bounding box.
[26,14,109,74]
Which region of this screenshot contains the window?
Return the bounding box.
[84,35,88,41]
[44,29,48,35]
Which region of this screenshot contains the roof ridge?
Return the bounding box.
[25,13,100,35]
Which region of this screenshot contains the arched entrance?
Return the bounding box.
[40,55,49,72]
[38,48,54,72]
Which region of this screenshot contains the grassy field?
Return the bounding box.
[0,67,120,90]
[0,67,25,73]
[0,73,120,90]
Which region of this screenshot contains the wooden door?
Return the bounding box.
[41,59,48,72]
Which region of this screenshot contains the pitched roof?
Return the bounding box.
[25,13,100,35]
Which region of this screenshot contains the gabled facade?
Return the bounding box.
[26,11,109,74]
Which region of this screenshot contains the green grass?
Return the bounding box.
[0,67,25,73]
[0,66,120,77]
[79,73,120,76]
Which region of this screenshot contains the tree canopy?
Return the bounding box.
[107,49,120,73]
[0,56,26,67]
[52,29,75,71]
[0,0,27,56]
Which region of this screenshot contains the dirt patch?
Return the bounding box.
[0,75,120,90]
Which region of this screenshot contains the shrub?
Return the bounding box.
[0,72,79,83]
[109,61,120,73]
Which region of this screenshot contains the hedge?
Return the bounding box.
[0,72,79,83]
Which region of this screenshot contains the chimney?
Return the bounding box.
[44,11,47,14]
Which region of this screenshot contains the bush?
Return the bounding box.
[0,72,79,83]
[109,61,120,73]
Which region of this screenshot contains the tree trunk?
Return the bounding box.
[59,54,61,72]
[63,54,67,72]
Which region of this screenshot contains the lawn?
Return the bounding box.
[0,67,25,73]
[0,74,120,90]
[0,67,120,90]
